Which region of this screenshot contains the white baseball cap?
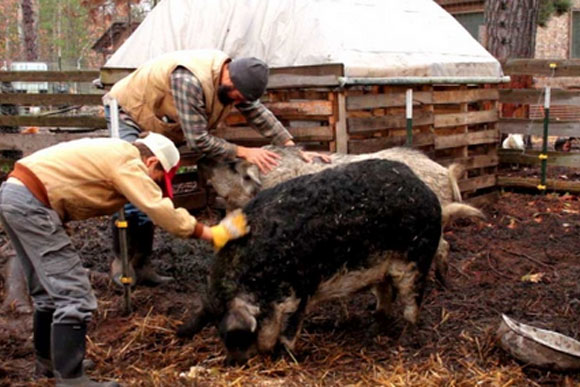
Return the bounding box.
[136,132,180,198]
[136,132,180,172]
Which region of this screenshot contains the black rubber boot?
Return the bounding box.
[51,323,119,386]
[34,310,54,378]
[34,311,95,379]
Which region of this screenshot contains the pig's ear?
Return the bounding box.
[176,301,213,338]
[224,297,260,333]
[235,161,262,188]
[245,164,262,188]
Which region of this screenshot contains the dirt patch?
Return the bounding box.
[1,192,580,386]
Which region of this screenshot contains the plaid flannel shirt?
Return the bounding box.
[170,67,293,161]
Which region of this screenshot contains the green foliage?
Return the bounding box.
[538,0,572,27]
[0,0,23,62]
[38,0,99,69]
[553,0,572,14]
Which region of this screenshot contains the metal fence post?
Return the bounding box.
[539,85,550,193]
[406,88,413,147]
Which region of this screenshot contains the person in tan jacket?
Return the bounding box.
[0,132,248,386]
[104,49,329,287]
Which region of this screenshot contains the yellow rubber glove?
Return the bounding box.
[210,209,250,250]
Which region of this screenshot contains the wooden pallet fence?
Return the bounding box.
[346,85,435,154]
[345,84,499,195]
[0,70,106,130]
[217,90,337,151]
[497,58,580,194]
[499,59,580,138]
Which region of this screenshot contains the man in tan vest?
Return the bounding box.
[0,132,248,386]
[104,49,329,287]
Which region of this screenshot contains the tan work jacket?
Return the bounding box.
[108,49,232,145]
[14,138,198,238]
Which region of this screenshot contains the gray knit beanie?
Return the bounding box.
[229,57,269,101]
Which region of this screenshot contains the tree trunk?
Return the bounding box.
[485,0,540,61]
[20,0,38,61]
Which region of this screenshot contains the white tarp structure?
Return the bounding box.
[105,0,503,79]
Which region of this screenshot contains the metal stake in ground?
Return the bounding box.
[107,97,132,315]
[406,88,413,147]
[539,83,551,194]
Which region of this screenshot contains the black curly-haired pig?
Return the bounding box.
[179,159,442,364]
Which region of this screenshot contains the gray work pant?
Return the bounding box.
[0,183,97,324]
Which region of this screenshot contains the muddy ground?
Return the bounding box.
[1,191,579,386]
[499,164,580,183]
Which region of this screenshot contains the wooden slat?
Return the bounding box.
[225,100,333,125]
[0,93,103,106]
[499,118,580,137]
[267,100,333,116]
[458,174,497,192]
[348,132,434,154]
[433,88,499,104]
[348,111,433,133]
[0,70,100,82]
[499,89,580,105]
[499,149,580,168]
[434,109,498,128]
[172,189,207,211]
[434,129,498,149]
[497,176,580,193]
[346,91,432,110]
[0,116,106,129]
[0,131,108,155]
[215,125,333,142]
[503,59,580,77]
[438,153,499,169]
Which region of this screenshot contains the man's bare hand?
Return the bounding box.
[237,146,281,173]
[299,150,332,164]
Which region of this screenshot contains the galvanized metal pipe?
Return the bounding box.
[539,86,551,193]
[338,76,511,87]
[107,97,132,315]
[406,88,413,147]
